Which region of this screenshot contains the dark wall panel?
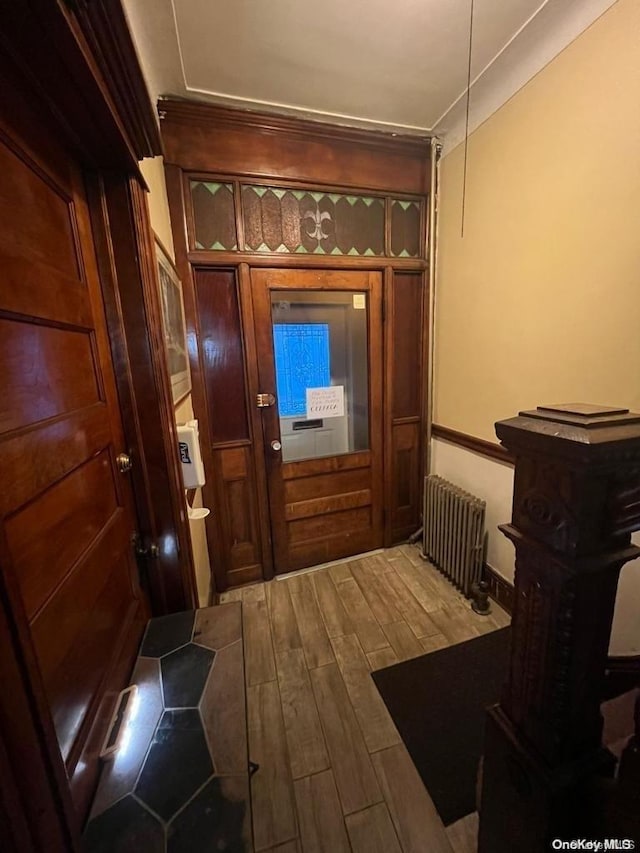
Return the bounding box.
[195,269,249,444]
[392,273,423,420]
[389,272,424,542]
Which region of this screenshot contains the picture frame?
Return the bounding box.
[155,235,191,405]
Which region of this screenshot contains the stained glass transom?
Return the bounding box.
[242,186,385,255]
[273,324,330,417]
[190,181,237,250]
[390,199,421,257]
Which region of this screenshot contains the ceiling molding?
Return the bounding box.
[73,0,163,158]
[435,0,618,155]
[179,86,434,136]
[159,99,431,153]
[124,0,619,153]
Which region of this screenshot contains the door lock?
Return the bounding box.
[256,393,276,408]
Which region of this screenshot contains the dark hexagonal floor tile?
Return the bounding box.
[83,794,164,853]
[161,643,215,708]
[167,776,250,853]
[135,709,213,821]
[140,611,195,657]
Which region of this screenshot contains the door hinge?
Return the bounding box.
[256,393,276,408]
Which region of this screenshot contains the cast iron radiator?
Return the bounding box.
[423,475,486,598]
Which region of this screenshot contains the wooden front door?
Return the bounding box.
[0,85,148,816]
[252,269,384,572]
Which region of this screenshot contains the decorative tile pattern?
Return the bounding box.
[161,644,215,707]
[84,602,250,852]
[135,710,214,820]
[89,657,164,820]
[167,776,251,853]
[241,185,385,255]
[140,610,195,657]
[84,795,164,853]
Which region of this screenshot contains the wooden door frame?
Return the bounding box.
[0,2,196,848]
[251,268,385,574]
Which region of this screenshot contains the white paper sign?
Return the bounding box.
[306,385,344,419]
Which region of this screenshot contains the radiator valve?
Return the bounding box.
[471,580,492,615]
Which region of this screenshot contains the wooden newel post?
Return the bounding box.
[478,404,640,851]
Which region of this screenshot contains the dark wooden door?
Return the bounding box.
[252,269,384,572]
[0,90,148,815]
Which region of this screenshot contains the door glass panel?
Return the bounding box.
[270,290,369,463]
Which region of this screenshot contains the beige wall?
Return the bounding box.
[433,0,640,653]
[434,0,640,442]
[140,156,175,260]
[140,156,212,606]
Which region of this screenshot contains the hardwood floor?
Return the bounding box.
[220,544,510,853]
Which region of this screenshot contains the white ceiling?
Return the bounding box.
[123,0,617,148]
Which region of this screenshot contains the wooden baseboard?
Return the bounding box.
[483,563,514,614]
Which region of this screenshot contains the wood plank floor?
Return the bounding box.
[220,544,510,853]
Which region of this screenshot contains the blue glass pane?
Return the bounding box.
[273,324,330,417]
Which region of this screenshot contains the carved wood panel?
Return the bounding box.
[385,271,425,543]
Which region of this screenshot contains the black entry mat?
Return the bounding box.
[372,626,510,825]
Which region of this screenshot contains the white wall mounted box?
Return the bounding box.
[177,419,206,489]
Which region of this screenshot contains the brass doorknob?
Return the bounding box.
[117,453,133,473]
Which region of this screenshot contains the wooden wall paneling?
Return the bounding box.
[354,268,387,558]
[188,250,426,271]
[386,272,425,543]
[212,445,265,587]
[127,176,197,608]
[233,180,246,257]
[166,164,226,597]
[238,263,274,580]
[94,172,197,613]
[160,101,431,195]
[196,269,250,444]
[383,266,395,546]
[391,420,422,538]
[65,0,162,160]
[392,274,423,419]
[419,268,429,492]
[0,2,161,176]
[195,267,268,588]
[86,173,159,601]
